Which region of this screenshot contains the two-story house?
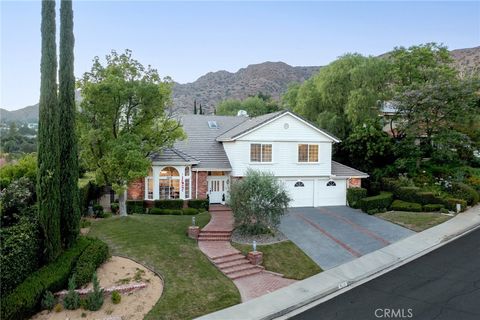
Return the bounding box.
[127,110,368,207]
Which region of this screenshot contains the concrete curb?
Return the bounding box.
[195,206,480,320]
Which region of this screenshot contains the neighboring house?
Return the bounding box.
[127,110,368,207]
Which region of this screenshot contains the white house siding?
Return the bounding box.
[281,178,347,207]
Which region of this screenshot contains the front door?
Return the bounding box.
[207,177,228,204]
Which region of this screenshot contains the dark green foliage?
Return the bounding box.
[78,180,100,215]
[440,208,449,214]
[443,198,467,212]
[394,187,421,203]
[149,208,183,215]
[0,154,37,189]
[391,200,423,212]
[154,199,184,209]
[41,290,55,311]
[187,199,209,211]
[366,207,387,215]
[415,192,444,205]
[85,272,104,311]
[126,200,145,214]
[0,237,91,320]
[73,238,110,288]
[63,275,80,310]
[182,208,199,215]
[111,203,119,214]
[59,0,80,249]
[347,188,367,208]
[237,224,274,236]
[358,192,393,213]
[80,219,91,228]
[423,204,445,212]
[0,177,36,227]
[93,204,104,217]
[0,219,41,295]
[111,290,121,304]
[450,182,479,205]
[38,0,61,262]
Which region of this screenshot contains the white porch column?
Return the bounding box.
[153,166,161,200]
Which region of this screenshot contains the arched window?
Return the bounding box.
[159,167,180,199]
[294,181,305,187]
[326,181,336,187]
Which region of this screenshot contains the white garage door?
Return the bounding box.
[283,179,314,207]
[316,179,347,206]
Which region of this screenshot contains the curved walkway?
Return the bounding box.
[198,205,295,301]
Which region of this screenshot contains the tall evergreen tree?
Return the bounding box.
[59,0,80,248]
[38,0,61,262]
[193,99,197,114]
[199,103,203,115]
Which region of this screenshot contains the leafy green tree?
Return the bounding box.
[0,153,37,189]
[229,169,291,234]
[37,0,61,262]
[216,94,281,117]
[78,50,185,216]
[193,99,197,114]
[59,0,80,248]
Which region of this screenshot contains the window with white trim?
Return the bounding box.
[250,143,272,162]
[326,181,336,187]
[298,144,318,162]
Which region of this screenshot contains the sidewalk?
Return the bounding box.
[196,205,480,320]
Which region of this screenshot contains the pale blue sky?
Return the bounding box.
[1,1,479,110]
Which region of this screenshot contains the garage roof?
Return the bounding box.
[331,161,369,178]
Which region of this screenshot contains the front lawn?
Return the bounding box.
[88,213,240,320]
[376,211,452,232]
[232,241,322,280]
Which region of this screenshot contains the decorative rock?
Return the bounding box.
[188,226,200,239]
[247,251,263,265]
[55,282,147,297]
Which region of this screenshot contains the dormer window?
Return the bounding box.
[208,121,218,129]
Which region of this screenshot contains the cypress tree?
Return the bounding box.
[199,103,203,115]
[59,0,80,248]
[38,0,61,262]
[193,99,197,114]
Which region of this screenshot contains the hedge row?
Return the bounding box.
[149,208,199,215]
[127,199,210,214]
[126,200,146,214]
[0,237,92,320]
[358,192,393,214]
[187,199,209,211]
[73,238,110,288]
[450,182,479,206]
[347,188,367,209]
[0,219,41,295]
[154,199,184,209]
[391,200,423,212]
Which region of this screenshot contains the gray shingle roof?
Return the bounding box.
[150,147,199,163]
[331,161,369,178]
[216,111,285,141]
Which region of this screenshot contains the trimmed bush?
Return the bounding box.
[450,182,479,206]
[415,192,444,205]
[182,208,199,215]
[443,198,467,212]
[111,290,121,304]
[423,204,445,212]
[110,203,119,214]
[85,272,103,311]
[126,200,145,214]
[149,208,183,215]
[0,237,91,320]
[154,199,184,209]
[395,187,421,202]
[0,219,41,295]
[347,188,367,208]
[73,238,110,288]
[187,199,209,211]
[358,192,393,213]
[391,200,422,212]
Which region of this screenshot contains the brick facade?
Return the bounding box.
[193,171,208,199]
[348,178,362,188]
[127,178,144,200]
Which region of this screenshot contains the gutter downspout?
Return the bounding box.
[195,171,198,199]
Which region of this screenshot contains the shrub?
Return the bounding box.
[111,290,121,304]
[148,208,183,215]
[443,198,467,212]
[78,180,102,216]
[0,219,41,295]
[63,275,80,310]
[391,200,422,212]
[182,208,198,215]
[41,291,55,311]
[347,188,367,208]
[229,169,291,233]
[0,177,36,226]
[80,219,91,228]
[466,176,480,192]
[126,200,145,214]
[237,224,273,236]
[0,154,37,189]
[187,199,209,211]
[423,204,445,212]
[415,192,444,205]
[358,192,393,213]
[110,203,119,214]
[93,204,104,217]
[394,186,421,202]
[450,182,479,205]
[0,237,91,320]
[73,238,110,288]
[54,304,63,313]
[440,208,450,214]
[85,272,104,311]
[154,199,184,209]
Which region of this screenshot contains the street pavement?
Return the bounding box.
[291,228,480,320]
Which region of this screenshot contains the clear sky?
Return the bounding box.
[1,1,479,110]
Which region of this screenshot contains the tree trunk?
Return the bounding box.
[119,189,127,217]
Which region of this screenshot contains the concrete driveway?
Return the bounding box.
[280,206,414,270]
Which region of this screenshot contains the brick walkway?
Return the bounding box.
[198,205,296,301]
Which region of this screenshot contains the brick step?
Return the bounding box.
[216,258,250,269]
[199,231,232,236]
[227,267,264,280]
[198,237,231,241]
[222,263,261,275]
[212,253,244,263]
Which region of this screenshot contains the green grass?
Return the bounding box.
[376,211,452,232]
[232,241,322,280]
[88,213,240,320]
